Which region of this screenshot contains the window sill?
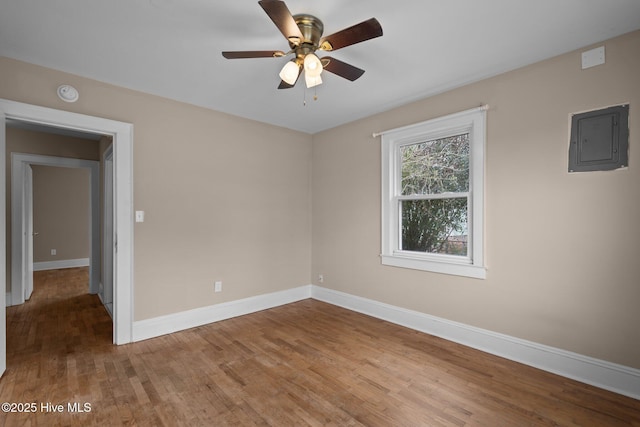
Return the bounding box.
[381,254,486,279]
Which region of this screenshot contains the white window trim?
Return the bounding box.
[380,106,486,279]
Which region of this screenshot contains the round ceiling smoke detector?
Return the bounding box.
[57,84,79,103]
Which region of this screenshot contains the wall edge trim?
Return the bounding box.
[310,285,640,400]
[127,283,639,400]
[132,285,312,342]
[33,258,90,271]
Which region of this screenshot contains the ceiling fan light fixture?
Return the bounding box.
[222,1,383,91]
[303,53,323,77]
[279,61,300,85]
[305,73,322,88]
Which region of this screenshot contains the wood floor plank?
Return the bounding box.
[1,267,639,426]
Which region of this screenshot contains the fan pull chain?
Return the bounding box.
[302,86,319,106]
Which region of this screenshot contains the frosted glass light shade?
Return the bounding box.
[279,61,300,85]
[305,73,322,88]
[303,53,323,77]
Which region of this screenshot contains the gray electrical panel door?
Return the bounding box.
[568,104,629,172]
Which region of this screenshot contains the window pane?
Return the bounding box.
[401,133,469,195]
[401,198,468,256]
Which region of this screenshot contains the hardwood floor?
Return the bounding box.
[1,268,639,426]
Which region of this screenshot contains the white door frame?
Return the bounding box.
[0,99,134,350]
[11,154,100,304]
[24,163,34,301]
[102,145,114,317]
[0,111,6,376]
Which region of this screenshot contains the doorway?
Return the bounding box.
[0,99,134,377]
[11,154,100,305]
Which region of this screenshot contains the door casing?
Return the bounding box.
[0,99,134,380]
[101,145,115,317]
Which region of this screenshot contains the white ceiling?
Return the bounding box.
[1,1,639,134]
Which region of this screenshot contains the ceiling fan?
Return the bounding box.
[222,0,383,89]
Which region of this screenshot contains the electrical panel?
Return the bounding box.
[568,105,629,172]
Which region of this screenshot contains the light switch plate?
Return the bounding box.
[135,211,145,222]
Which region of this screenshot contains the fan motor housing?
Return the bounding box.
[291,14,324,48]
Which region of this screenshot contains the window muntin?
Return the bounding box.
[381,106,486,279]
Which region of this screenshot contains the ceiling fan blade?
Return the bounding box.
[222,50,285,59]
[319,18,383,51]
[321,57,365,81]
[278,80,295,89]
[258,0,304,44]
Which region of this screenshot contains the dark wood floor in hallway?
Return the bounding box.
[1,267,639,426]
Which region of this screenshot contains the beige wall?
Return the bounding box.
[312,30,640,369]
[6,127,100,161]
[1,30,638,369]
[32,165,90,263]
[1,56,313,321]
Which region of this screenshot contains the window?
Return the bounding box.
[381,106,486,279]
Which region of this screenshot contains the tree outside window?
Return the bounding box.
[400,133,469,256]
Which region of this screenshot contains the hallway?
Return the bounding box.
[7,268,112,361]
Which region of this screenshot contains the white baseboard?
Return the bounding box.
[132,285,312,342]
[97,289,113,319]
[33,258,90,271]
[5,292,12,307]
[310,285,640,400]
[127,282,639,400]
